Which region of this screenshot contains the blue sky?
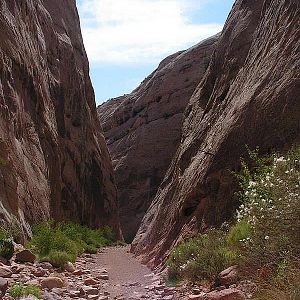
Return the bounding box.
[76,0,235,105]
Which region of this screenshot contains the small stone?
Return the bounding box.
[73,269,84,276]
[0,277,9,294]
[37,262,53,270]
[33,268,46,277]
[15,250,36,263]
[0,267,12,278]
[97,274,109,280]
[41,277,64,289]
[64,262,75,273]
[84,278,98,286]
[205,288,246,300]
[219,266,239,287]
[84,287,99,295]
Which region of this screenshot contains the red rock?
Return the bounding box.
[132,0,300,267]
[98,35,218,241]
[204,289,246,300]
[84,277,98,286]
[0,277,8,294]
[15,250,36,263]
[218,266,239,286]
[0,267,12,278]
[41,277,64,289]
[0,0,121,236]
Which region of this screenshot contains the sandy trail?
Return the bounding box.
[86,246,178,299]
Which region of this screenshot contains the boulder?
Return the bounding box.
[0,267,12,278]
[218,266,239,286]
[15,250,36,264]
[41,277,64,290]
[205,289,246,300]
[0,277,8,294]
[64,262,75,273]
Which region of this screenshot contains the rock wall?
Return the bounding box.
[132,0,300,266]
[98,36,218,241]
[0,0,121,237]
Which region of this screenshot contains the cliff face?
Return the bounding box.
[132,0,300,266]
[97,36,218,241]
[0,0,121,236]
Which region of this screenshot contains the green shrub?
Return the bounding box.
[167,230,239,282]
[0,238,14,260]
[227,220,252,249]
[0,227,7,240]
[0,227,14,260]
[47,250,75,268]
[9,283,41,299]
[28,221,116,267]
[85,244,97,254]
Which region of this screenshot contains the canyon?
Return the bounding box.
[131,0,300,267]
[0,0,298,290]
[98,35,219,242]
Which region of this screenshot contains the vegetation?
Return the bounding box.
[8,283,42,299]
[167,229,239,282]
[167,146,300,298]
[28,222,117,267]
[0,227,14,260]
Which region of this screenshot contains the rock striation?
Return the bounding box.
[0,0,121,236]
[98,36,219,241]
[132,0,300,266]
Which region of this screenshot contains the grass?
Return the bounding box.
[28,221,117,268]
[8,283,41,299]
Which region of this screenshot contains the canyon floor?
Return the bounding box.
[1,246,180,300]
[1,246,253,300]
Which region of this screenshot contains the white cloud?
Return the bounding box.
[77,0,222,65]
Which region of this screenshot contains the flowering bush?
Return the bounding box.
[166,146,299,291]
[233,147,300,299]
[234,147,300,269]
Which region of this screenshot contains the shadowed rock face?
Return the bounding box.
[132,0,300,266]
[0,0,121,237]
[97,36,219,242]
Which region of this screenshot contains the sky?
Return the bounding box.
[76,0,235,105]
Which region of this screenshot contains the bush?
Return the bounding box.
[167,229,239,282]
[9,283,41,299]
[234,147,300,269]
[28,221,116,267]
[233,146,300,295]
[46,250,75,268]
[0,238,14,260]
[0,227,14,260]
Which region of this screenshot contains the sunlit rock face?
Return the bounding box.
[0,0,121,237]
[132,0,300,267]
[97,36,219,242]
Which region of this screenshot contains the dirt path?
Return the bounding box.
[85,246,179,299]
[2,246,180,300]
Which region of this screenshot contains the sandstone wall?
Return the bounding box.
[132,0,300,266]
[0,0,121,236]
[98,36,218,241]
